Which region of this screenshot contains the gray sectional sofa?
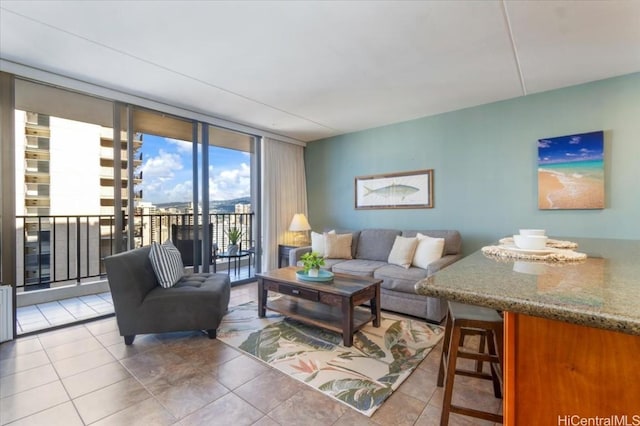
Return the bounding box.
[290,229,462,323]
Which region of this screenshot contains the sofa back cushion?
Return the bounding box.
[356,229,402,261]
[402,230,462,255]
[388,236,419,269]
[412,233,445,269]
[332,230,361,259]
[324,232,353,259]
[311,230,335,256]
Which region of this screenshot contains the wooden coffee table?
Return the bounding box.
[257,266,381,347]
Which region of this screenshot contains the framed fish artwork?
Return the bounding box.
[355,169,434,209]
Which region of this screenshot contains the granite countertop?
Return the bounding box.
[415,238,640,336]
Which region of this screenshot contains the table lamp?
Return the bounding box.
[289,213,311,246]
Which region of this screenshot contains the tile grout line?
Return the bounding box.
[0,333,76,426]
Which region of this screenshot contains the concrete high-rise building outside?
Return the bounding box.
[14,110,142,290]
[235,203,251,214]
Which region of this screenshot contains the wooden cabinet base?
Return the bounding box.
[504,312,640,425]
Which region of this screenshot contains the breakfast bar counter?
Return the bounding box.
[415,238,640,425]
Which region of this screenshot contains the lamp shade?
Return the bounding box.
[289,213,311,232]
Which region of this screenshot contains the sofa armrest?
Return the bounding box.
[289,246,312,266]
[426,254,463,275]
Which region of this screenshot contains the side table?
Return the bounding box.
[278,244,301,268]
[218,250,251,276]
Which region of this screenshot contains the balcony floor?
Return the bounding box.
[17,293,114,334]
[16,264,254,335]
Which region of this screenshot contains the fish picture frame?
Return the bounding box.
[355,169,434,209]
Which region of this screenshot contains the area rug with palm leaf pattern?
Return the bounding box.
[217,301,444,417]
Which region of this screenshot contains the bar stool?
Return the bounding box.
[437,301,504,425]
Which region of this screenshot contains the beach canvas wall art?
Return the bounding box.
[355,169,433,209]
[538,131,604,210]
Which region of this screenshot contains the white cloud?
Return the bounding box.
[165,138,195,154]
[165,180,193,202]
[141,149,182,178]
[140,150,184,202]
[209,163,251,200]
[139,147,251,203]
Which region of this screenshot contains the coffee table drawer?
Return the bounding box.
[272,282,319,301]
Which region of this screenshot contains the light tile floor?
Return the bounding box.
[16,293,114,335]
[2,282,503,425]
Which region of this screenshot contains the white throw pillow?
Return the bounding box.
[311,230,335,256]
[412,233,445,269]
[324,232,352,259]
[149,240,184,288]
[388,236,419,269]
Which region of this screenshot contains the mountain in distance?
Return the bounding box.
[211,196,251,213]
[155,196,251,213]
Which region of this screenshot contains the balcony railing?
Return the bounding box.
[16,212,255,291]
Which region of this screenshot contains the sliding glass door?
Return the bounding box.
[130,108,259,281]
[0,72,262,337]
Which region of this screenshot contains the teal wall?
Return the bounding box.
[305,73,640,254]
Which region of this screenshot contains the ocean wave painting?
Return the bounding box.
[538,131,604,210]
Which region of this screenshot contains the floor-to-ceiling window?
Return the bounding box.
[1,74,262,337]
[131,109,258,281]
[14,78,117,293]
[207,125,259,281]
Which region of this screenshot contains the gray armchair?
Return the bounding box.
[104,245,231,345]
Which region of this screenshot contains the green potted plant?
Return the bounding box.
[225,226,243,255]
[300,251,325,277]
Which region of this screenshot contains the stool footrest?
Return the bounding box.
[451,405,503,423]
[457,349,499,363]
[455,369,495,381]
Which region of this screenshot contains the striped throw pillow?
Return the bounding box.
[149,240,184,288]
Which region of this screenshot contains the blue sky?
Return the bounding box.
[538,131,604,165]
[139,134,251,204]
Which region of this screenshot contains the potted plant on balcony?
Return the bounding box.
[225,227,243,255]
[300,251,325,277]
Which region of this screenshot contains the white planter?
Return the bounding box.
[308,268,319,277]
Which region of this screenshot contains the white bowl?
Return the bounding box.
[519,229,546,236]
[513,234,548,250]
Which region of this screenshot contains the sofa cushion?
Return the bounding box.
[296,257,347,270]
[374,264,429,293]
[332,230,361,259]
[388,236,418,269]
[311,230,335,256]
[143,272,230,327]
[331,259,387,277]
[321,258,349,270]
[412,233,445,269]
[356,229,401,261]
[324,232,352,259]
[149,240,184,288]
[173,272,228,290]
[402,230,462,256]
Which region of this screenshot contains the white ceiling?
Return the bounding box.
[1,1,639,142]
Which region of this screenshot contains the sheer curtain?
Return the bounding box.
[262,138,307,271]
